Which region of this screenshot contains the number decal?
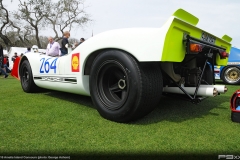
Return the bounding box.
[44,58,51,73]
[50,58,57,73]
[39,58,58,74]
[40,58,45,73]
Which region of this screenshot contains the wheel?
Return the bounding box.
[90,50,163,123]
[19,60,40,92]
[221,66,240,84]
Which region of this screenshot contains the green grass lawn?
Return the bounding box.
[0,76,240,158]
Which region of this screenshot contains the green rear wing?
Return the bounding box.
[161,9,232,66]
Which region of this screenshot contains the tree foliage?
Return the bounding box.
[0,0,91,49]
[0,0,14,49]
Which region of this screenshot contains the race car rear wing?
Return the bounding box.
[161,9,232,66]
[173,8,199,26]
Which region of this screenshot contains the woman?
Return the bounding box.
[0,44,8,78]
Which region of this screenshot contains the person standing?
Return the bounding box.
[0,44,8,78]
[46,36,61,57]
[60,31,70,56]
[79,38,85,45]
[24,47,31,54]
[74,38,85,48]
[12,52,18,63]
[3,55,10,73]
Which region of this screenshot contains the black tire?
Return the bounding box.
[221,66,240,85]
[89,50,163,123]
[19,60,40,93]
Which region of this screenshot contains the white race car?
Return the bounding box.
[13,9,232,122]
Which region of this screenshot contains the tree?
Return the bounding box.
[14,0,52,48]
[0,0,14,49]
[14,0,91,47]
[0,0,36,49]
[0,0,91,49]
[45,0,91,41]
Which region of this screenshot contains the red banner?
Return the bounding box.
[71,53,80,72]
[11,57,20,80]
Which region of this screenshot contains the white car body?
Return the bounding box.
[19,9,231,96]
[20,17,178,96]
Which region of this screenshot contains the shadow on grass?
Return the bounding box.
[43,90,95,109]
[40,89,229,125]
[134,94,230,125]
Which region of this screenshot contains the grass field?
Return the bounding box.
[0,76,240,159]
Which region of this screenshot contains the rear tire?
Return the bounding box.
[90,50,163,122]
[19,60,40,93]
[221,66,240,84]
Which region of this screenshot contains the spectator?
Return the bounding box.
[46,36,61,57]
[60,31,70,56]
[75,38,85,48]
[0,44,8,78]
[79,38,85,44]
[12,52,18,63]
[3,54,10,73]
[24,47,31,54]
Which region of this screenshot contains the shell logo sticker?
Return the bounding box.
[71,53,80,72]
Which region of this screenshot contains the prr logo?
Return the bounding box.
[218,155,240,159]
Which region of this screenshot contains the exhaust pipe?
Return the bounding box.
[163,86,218,97]
[200,85,227,94]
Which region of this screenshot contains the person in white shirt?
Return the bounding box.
[46,36,61,56]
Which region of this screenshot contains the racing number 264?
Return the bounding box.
[40,58,58,73]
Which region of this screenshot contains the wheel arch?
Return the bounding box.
[83,48,138,75]
[220,66,227,80]
[18,56,29,76]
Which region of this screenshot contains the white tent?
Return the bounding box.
[8,47,46,69]
[7,47,26,69]
[8,47,27,69]
[3,50,7,55]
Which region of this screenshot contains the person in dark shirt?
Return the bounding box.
[12,52,18,63]
[60,31,70,56]
[79,38,85,45]
[74,38,85,48]
[0,44,8,78]
[3,55,10,73]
